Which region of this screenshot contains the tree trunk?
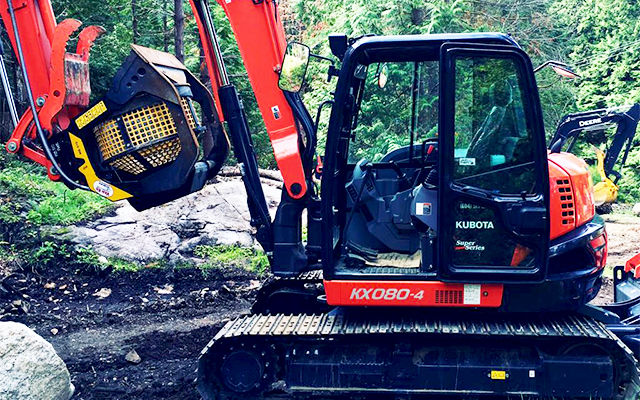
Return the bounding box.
[132,0,139,44]
[174,0,185,62]
[163,0,169,52]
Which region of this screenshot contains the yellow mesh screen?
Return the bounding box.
[110,154,146,175]
[122,103,178,147]
[92,102,183,176]
[94,119,126,161]
[139,138,182,168]
[180,98,197,131]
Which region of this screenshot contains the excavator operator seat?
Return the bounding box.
[467,80,520,169]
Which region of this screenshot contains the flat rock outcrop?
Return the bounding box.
[65,173,282,263]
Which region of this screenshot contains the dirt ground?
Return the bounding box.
[1,265,258,399]
[1,209,640,399]
[602,209,640,271]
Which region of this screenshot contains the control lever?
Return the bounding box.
[389,161,411,188]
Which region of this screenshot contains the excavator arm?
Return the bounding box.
[0,0,105,181]
[1,0,316,268]
[551,104,640,180]
[190,0,310,200]
[0,0,310,200]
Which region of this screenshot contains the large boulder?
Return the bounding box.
[64,173,282,264]
[0,322,74,400]
[633,203,640,217]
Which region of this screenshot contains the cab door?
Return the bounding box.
[438,43,550,282]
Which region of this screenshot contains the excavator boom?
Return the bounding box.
[190,0,308,200]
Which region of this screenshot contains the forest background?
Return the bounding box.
[1,0,640,200]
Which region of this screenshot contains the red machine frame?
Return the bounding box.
[0,1,104,180]
[2,0,308,198]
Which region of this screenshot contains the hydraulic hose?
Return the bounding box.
[7,0,89,190]
[0,32,19,127]
[283,91,316,179]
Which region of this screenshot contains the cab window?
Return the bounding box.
[348,61,439,163]
[453,56,536,195]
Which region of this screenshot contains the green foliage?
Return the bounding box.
[194,245,270,276]
[0,151,114,271]
[9,240,143,273]
[108,258,166,272]
[0,155,113,227]
[76,246,109,268]
[31,241,64,266]
[616,147,640,202]
[549,0,640,201]
[22,241,95,270]
[0,242,17,268]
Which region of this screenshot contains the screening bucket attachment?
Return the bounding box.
[53,45,229,210]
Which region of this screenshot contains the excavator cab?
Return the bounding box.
[319,34,593,310]
[199,35,625,399]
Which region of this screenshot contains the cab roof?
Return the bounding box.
[345,32,520,64]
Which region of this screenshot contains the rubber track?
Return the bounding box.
[200,312,640,399]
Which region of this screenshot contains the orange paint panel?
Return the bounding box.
[324,280,503,308]
[215,0,307,199]
[0,0,55,98]
[548,156,574,240]
[548,152,595,240]
[549,152,595,228]
[510,244,532,267]
[625,253,640,278]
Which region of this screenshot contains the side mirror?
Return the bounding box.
[279,42,311,93]
[534,60,580,79]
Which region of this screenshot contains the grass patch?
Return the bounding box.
[3,241,94,271]
[108,258,170,273]
[0,157,113,226]
[0,242,17,271]
[0,239,161,275]
[0,154,115,271]
[194,245,269,276]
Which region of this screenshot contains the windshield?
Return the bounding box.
[348,61,439,163]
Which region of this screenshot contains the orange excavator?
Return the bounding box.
[3,1,640,399]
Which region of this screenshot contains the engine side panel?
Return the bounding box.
[548,152,596,240]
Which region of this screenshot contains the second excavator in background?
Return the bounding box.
[551,104,640,211]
